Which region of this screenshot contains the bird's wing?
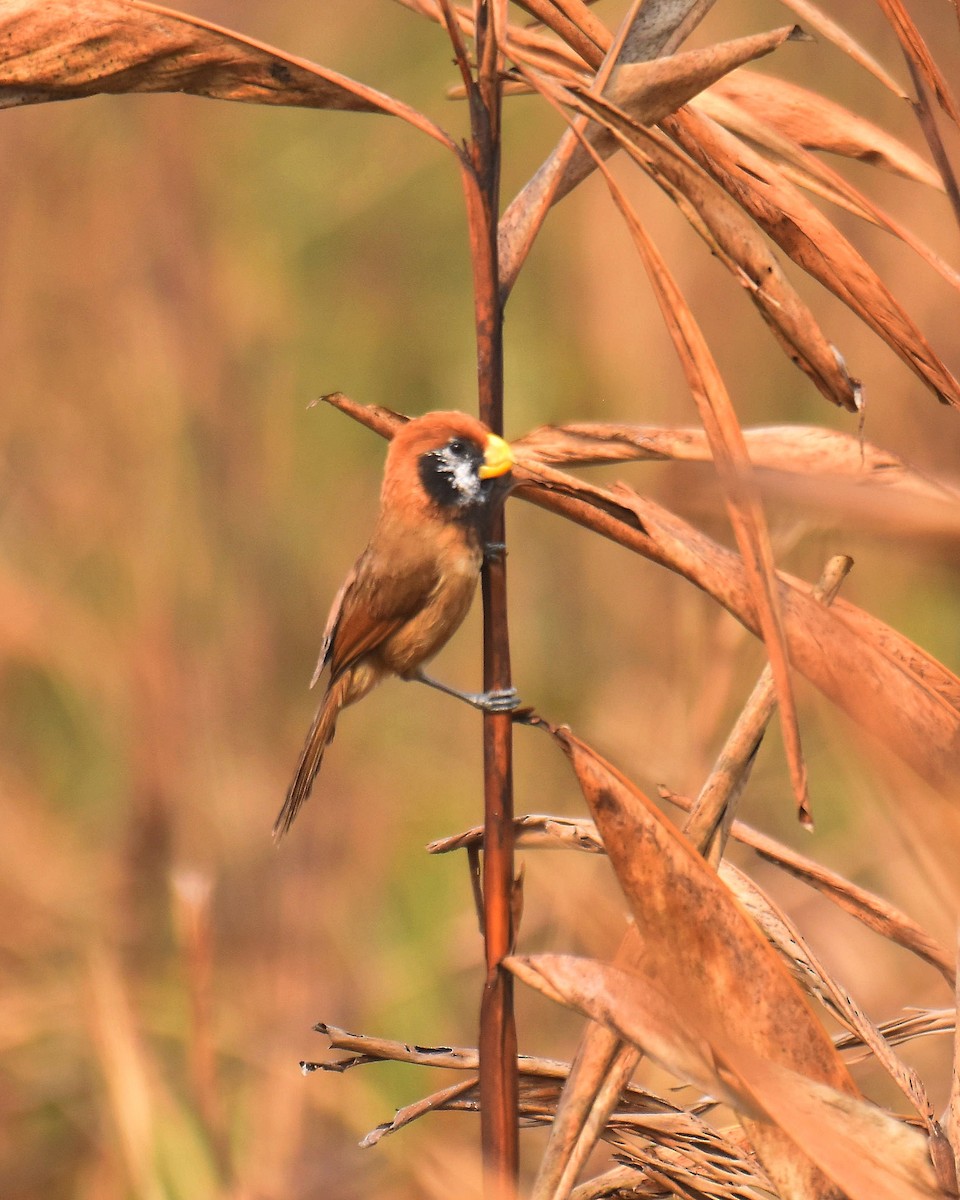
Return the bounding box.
[311,548,437,686]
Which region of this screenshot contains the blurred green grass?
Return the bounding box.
[1,3,959,1196]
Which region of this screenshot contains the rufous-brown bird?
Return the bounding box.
[274,411,517,838]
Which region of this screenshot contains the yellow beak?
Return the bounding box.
[479,432,513,479]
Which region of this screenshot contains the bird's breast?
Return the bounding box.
[377,538,482,675]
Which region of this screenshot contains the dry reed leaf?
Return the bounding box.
[552,143,812,824]
[0,0,452,146]
[721,862,937,1131]
[690,87,960,297]
[660,793,957,984]
[512,423,926,479]
[836,1010,955,1062]
[515,720,857,1196]
[704,72,941,188]
[322,393,960,812]
[661,106,960,408]
[601,122,862,409]
[617,0,719,64]
[545,77,860,408]
[776,0,908,98]
[598,26,804,132]
[874,0,960,126]
[604,483,960,795]
[522,722,856,1096]
[498,24,802,295]
[509,0,608,67]
[725,1047,947,1200]
[515,420,960,533]
[506,954,740,1108]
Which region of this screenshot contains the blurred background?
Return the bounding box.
[1,2,959,1196]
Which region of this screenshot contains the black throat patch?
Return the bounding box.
[418,439,486,511]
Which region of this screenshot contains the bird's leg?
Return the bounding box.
[408,668,520,713]
[484,541,507,563]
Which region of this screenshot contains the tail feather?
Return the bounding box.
[274,676,349,839]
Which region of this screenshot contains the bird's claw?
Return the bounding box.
[484,541,507,563]
[476,686,521,714]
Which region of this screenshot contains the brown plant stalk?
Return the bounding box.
[444,1,520,1192]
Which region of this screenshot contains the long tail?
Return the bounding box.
[274,672,354,839]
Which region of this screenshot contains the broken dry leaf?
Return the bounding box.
[0,0,453,147]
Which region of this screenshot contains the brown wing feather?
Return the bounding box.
[312,546,440,685]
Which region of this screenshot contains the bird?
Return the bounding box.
[274,410,518,839]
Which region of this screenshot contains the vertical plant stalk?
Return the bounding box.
[450,1,520,1193]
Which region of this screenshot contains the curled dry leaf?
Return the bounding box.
[522,722,856,1095]
[662,106,960,408]
[0,0,452,147]
[703,72,941,188]
[498,24,803,295]
[691,86,960,298]
[506,954,740,1109]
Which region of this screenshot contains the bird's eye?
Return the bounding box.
[448,438,469,456]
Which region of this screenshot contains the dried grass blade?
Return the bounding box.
[874,0,960,125]
[498,24,800,296]
[618,0,720,63]
[777,0,908,98]
[835,1010,955,1061]
[580,146,811,826]
[514,424,958,503]
[722,862,938,1132]
[510,0,607,66]
[704,72,941,188]
[0,0,454,147]
[361,1076,481,1146]
[661,791,956,984]
[726,1049,946,1200]
[662,106,960,408]
[692,87,960,296]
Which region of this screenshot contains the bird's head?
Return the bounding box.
[385,412,513,514]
